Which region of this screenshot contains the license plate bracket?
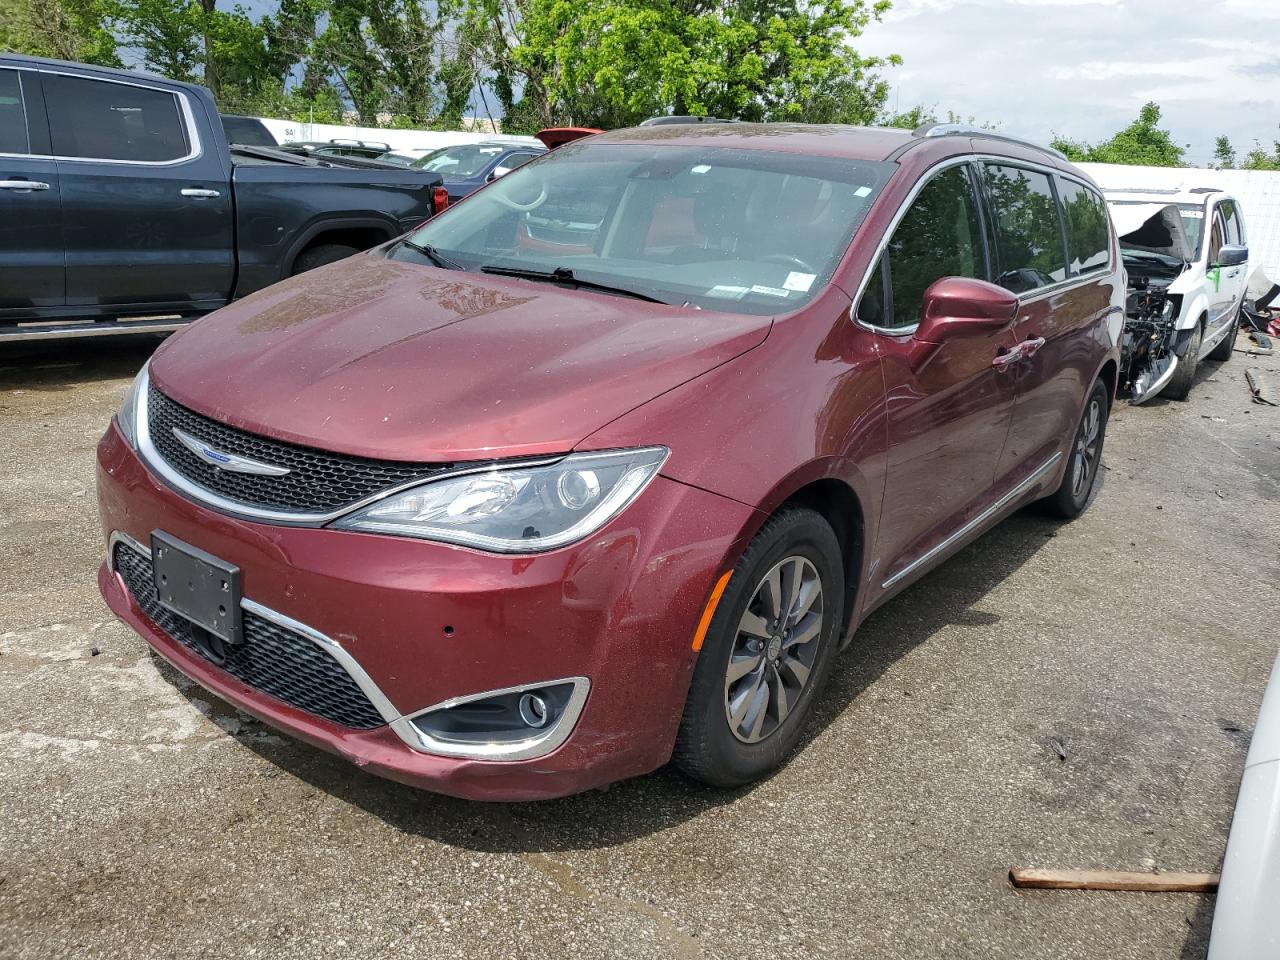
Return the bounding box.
[151,532,243,645]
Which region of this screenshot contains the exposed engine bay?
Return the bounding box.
[1121,276,1180,404]
[1113,204,1191,404]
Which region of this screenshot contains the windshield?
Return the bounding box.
[1176,202,1205,258]
[412,144,509,177]
[394,142,892,315]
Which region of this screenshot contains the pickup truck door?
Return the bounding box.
[36,69,234,311]
[0,66,64,312]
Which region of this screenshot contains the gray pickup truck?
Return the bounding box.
[0,55,445,342]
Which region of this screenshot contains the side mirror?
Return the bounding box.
[488,165,514,181]
[1214,244,1248,268]
[914,276,1019,343]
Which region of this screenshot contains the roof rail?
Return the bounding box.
[911,122,1068,161]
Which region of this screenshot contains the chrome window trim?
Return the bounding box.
[392,677,591,761]
[0,66,203,167]
[111,531,588,760]
[849,154,1116,337]
[881,451,1062,590]
[130,365,562,525]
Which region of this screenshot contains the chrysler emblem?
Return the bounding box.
[172,427,291,477]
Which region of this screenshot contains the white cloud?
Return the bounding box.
[859,0,1280,165]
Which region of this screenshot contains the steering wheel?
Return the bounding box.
[761,253,818,275]
[491,179,548,212]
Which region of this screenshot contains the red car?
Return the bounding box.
[98,122,1122,800]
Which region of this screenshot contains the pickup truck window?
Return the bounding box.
[42,73,192,163]
[0,69,29,155]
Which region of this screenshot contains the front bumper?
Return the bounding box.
[97,422,759,800]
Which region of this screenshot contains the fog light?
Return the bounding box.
[398,677,590,761]
[518,692,551,728]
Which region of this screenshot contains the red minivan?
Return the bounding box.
[97,122,1123,800]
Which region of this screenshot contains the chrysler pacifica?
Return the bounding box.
[98,122,1123,799]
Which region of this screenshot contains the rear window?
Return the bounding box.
[43,74,191,162]
[984,164,1068,294]
[1057,179,1110,275]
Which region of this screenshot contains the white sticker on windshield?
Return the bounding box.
[1183,209,1204,218]
[854,186,873,198]
[784,271,816,292]
[707,284,750,299]
[750,284,791,298]
[692,164,712,174]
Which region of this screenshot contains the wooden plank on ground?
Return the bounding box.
[1009,868,1219,892]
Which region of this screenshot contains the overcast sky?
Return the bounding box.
[857,0,1280,167]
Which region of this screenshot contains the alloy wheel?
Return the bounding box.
[1071,397,1102,500]
[723,556,824,744]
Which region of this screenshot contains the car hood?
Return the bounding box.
[150,254,772,462]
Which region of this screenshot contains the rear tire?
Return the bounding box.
[1207,306,1239,362]
[291,243,359,275]
[673,506,844,788]
[1164,322,1203,400]
[1042,378,1109,520]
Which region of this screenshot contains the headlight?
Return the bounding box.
[115,363,149,448]
[332,446,668,552]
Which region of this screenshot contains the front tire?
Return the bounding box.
[673,506,844,788]
[291,243,359,275]
[1042,378,1109,520]
[1164,322,1203,400]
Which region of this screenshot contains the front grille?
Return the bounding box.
[114,543,385,730]
[147,385,448,514]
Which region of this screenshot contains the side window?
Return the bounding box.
[1208,209,1225,263]
[0,69,30,155]
[877,165,985,329]
[1057,179,1110,275]
[503,153,537,171]
[983,164,1068,294]
[42,74,191,163]
[1221,200,1243,245]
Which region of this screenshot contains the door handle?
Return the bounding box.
[0,179,50,191]
[992,337,1045,371]
[181,188,221,199]
[1019,336,1046,358]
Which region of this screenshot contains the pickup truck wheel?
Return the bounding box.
[1208,306,1239,362]
[1164,322,1202,400]
[1042,378,1109,520]
[292,243,359,275]
[673,506,843,788]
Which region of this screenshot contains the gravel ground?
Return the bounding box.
[0,333,1277,960]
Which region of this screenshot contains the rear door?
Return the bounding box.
[1204,204,1234,339]
[981,163,1107,491]
[860,161,1020,589]
[0,66,64,312]
[38,69,234,310]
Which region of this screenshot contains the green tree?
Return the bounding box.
[462,0,898,129]
[0,0,120,66]
[1050,102,1185,167]
[1242,141,1280,171]
[1212,134,1236,170]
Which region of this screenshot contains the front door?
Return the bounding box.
[857,162,1019,593]
[0,66,64,314]
[37,69,234,311]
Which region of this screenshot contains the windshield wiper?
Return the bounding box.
[480,264,668,304]
[402,240,465,270]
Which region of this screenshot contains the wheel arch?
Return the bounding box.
[282,216,398,278]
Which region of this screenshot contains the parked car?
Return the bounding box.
[280,139,392,160]
[98,122,1122,800]
[1106,187,1248,402]
[219,114,277,147]
[396,141,548,204]
[0,55,445,342]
